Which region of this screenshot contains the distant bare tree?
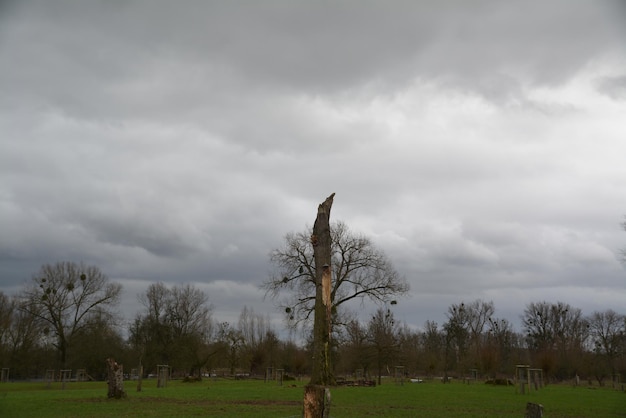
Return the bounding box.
[587,309,625,385]
[237,306,277,374]
[20,262,122,367]
[167,284,213,340]
[443,302,470,379]
[139,283,170,332]
[0,293,41,377]
[71,308,126,379]
[367,307,399,385]
[395,323,420,377]
[485,317,515,377]
[133,282,214,376]
[421,320,444,378]
[168,284,214,375]
[237,306,271,349]
[0,292,11,348]
[466,300,495,343]
[522,301,588,379]
[522,301,587,352]
[337,319,370,375]
[264,220,409,329]
[217,322,244,375]
[464,300,495,367]
[132,283,172,371]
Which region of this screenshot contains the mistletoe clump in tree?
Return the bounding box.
[20,261,122,367]
[264,220,409,330]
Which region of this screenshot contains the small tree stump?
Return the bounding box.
[525,402,543,418]
[106,358,126,399]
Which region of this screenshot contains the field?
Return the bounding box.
[0,377,624,417]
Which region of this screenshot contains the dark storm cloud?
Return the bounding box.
[2,1,622,113]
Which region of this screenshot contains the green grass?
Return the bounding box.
[0,378,624,417]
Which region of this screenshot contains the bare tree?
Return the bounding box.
[168,284,214,376]
[20,261,122,367]
[237,306,271,349]
[139,282,170,330]
[465,300,495,343]
[133,282,214,376]
[462,300,495,368]
[237,306,276,374]
[522,301,588,379]
[217,322,244,375]
[421,320,444,378]
[337,319,370,376]
[443,303,470,380]
[71,308,126,379]
[167,284,213,340]
[485,317,515,377]
[367,307,399,385]
[395,323,420,378]
[135,283,172,366]
[0,292,11,349]
[587,309,625,385]
[1,293,42,378]
[523,301,587,351]
[264,220,408,329]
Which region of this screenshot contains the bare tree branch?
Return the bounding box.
[19,261,121,366]
[263,220,409,330]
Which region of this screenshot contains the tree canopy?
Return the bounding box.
[19,261,122,366]
[130,282,214,376]
[263,220,409,329]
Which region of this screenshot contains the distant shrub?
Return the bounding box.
[485,378,513,386]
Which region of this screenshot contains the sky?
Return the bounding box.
[1,0,626,337]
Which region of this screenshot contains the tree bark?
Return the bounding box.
[106,358,126,399]
[303,385,331,418]
[304,193,335,417]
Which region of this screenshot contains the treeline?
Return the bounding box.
[1,262,624,385]
[338,300,625,386]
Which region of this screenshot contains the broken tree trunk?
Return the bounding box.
[106,358,126,399]
[303,193,335,418]
[303,385,331,418]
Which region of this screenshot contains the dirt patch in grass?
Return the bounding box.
[143,397,300,406]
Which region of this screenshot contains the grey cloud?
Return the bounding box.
[1,1,626,333]
[2,1,623,121]
[597,75,626,100]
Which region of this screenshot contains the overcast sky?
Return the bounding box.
[1,1,625,336]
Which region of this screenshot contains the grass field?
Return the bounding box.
[0,378,624,417]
